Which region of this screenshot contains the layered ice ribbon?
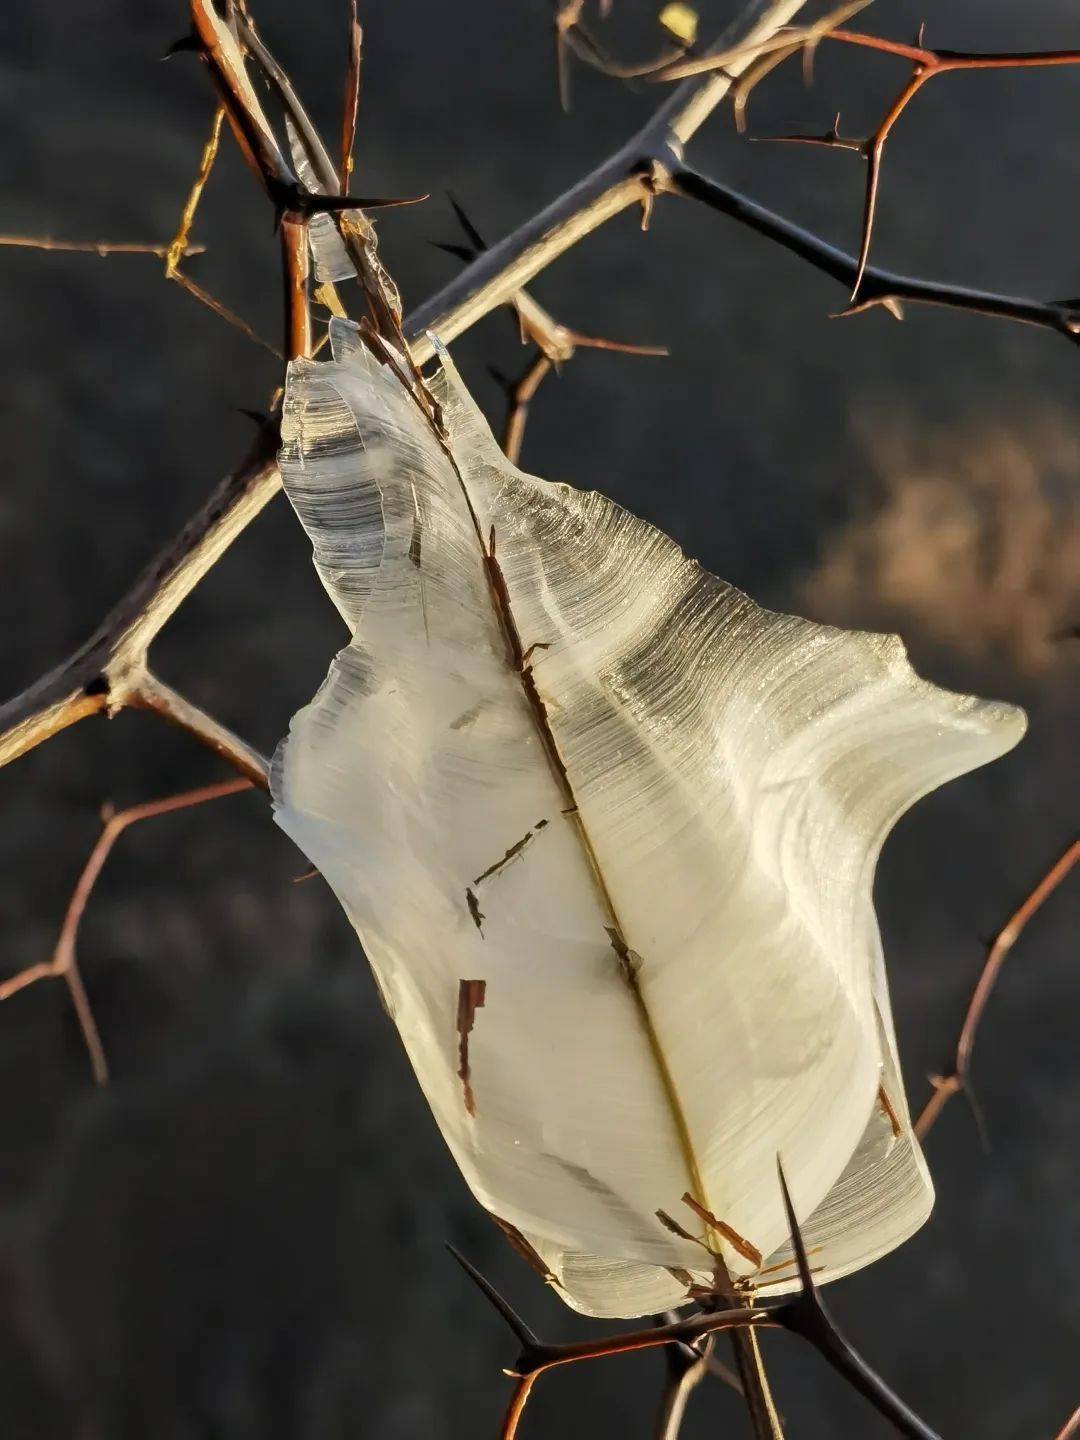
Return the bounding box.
[271,318,1025,1318]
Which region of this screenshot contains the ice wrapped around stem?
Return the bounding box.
[272,318,1025,1318]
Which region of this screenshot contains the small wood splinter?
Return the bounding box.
[457,977,487,1116]
[473,819,550,887]
[466,885,486,934]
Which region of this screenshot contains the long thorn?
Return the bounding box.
[446,1243,539,1348]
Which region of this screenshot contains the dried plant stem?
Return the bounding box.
[0,1,810,778]
[281,216,313,360]
[654,1345,710,1440]
[453,1194,949,1440]
[129,674,269,786]
[165,104,225,277]
[170,270,283,357]
[0,236,204,258]
[500,1310,771,1440]
[753,27,1080,300]
[500,353,554,466]
[0,776,252,1083]
[669,164,1080,340]
[0,426,280,778]
[160,103,279,355]
[914,837,1080,1140]
[0,0,1071,846]
[339,0,362,193]
[730,1326,783,1439]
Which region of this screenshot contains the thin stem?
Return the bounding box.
[670,163,1080,341]
[653,1336,712,1440]
[749,27,1080,302]
[0,427,280,772]
[6,0,1079,790]
[129,673,270,788]
[189,0,295,205]
[169,268,283,357]
[0,777,252,1084]
[914,837,1080,1140]
[408,0,814,354]
[339,0,362,193]
[501,352,553,466]
[852,65,931,298]
[165,104,226,278]
[0,236,204,258]
[524,1308,771,1373]
[500,1373,537,1440]
[281,216,312,361]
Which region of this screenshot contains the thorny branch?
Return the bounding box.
[914,837,1080,1141]
[0,0,810,775]
[6,0,1080,785]
[0,777,252,1084]
[1,3,1077,1437]
[450,1158,948,1440]
[438,194,667,466]
[659,22,1080,301]
[0,236,205,258]
[652,1326,715,1440]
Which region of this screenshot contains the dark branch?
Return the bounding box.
[914,837,1080,1140]
[771,1160,943,1440]
[670,163,1080,343]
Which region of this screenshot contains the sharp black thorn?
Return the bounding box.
[773,1158,944,1440]
[445,1242,539,1349]
[776,1156,816,1300]
[446,191,488,253]
[160,30,202,61]
[430,240,478,264]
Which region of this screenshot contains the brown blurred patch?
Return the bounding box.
[800,409,1080,675]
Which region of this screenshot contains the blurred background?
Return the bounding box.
[1,1,1077,1436]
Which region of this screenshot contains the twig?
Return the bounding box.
[339,0,362,193]
[495,352,554,466]
[129,673,270,785]
[0,2,808,776]
[751,27,1080,300]
[169,270,283,358]
[770,1161,943,1440]
[0,421,280,778]
[165,104,225,277]
[450,1193,949,1440]
[653,1331,712,1440]
[669,164,1080,342]
[410,0,814,347]
[160,102,279,356]
[4,4,1076,791]
[914,837,1080,1141]
[280,215,313,361]
[0,777,252,1084]
[0,236,204,258]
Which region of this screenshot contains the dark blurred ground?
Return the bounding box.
[1,2,1077,1437]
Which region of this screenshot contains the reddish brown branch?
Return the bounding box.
[756,27,1080,300]
[0,777,252,1083]
[339,0,363,193]
[653,1334,713,1440]
[281,216,313,361]
[0,236,204,258]
[914,837,1080,1140]
[500,1309,770,1440]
